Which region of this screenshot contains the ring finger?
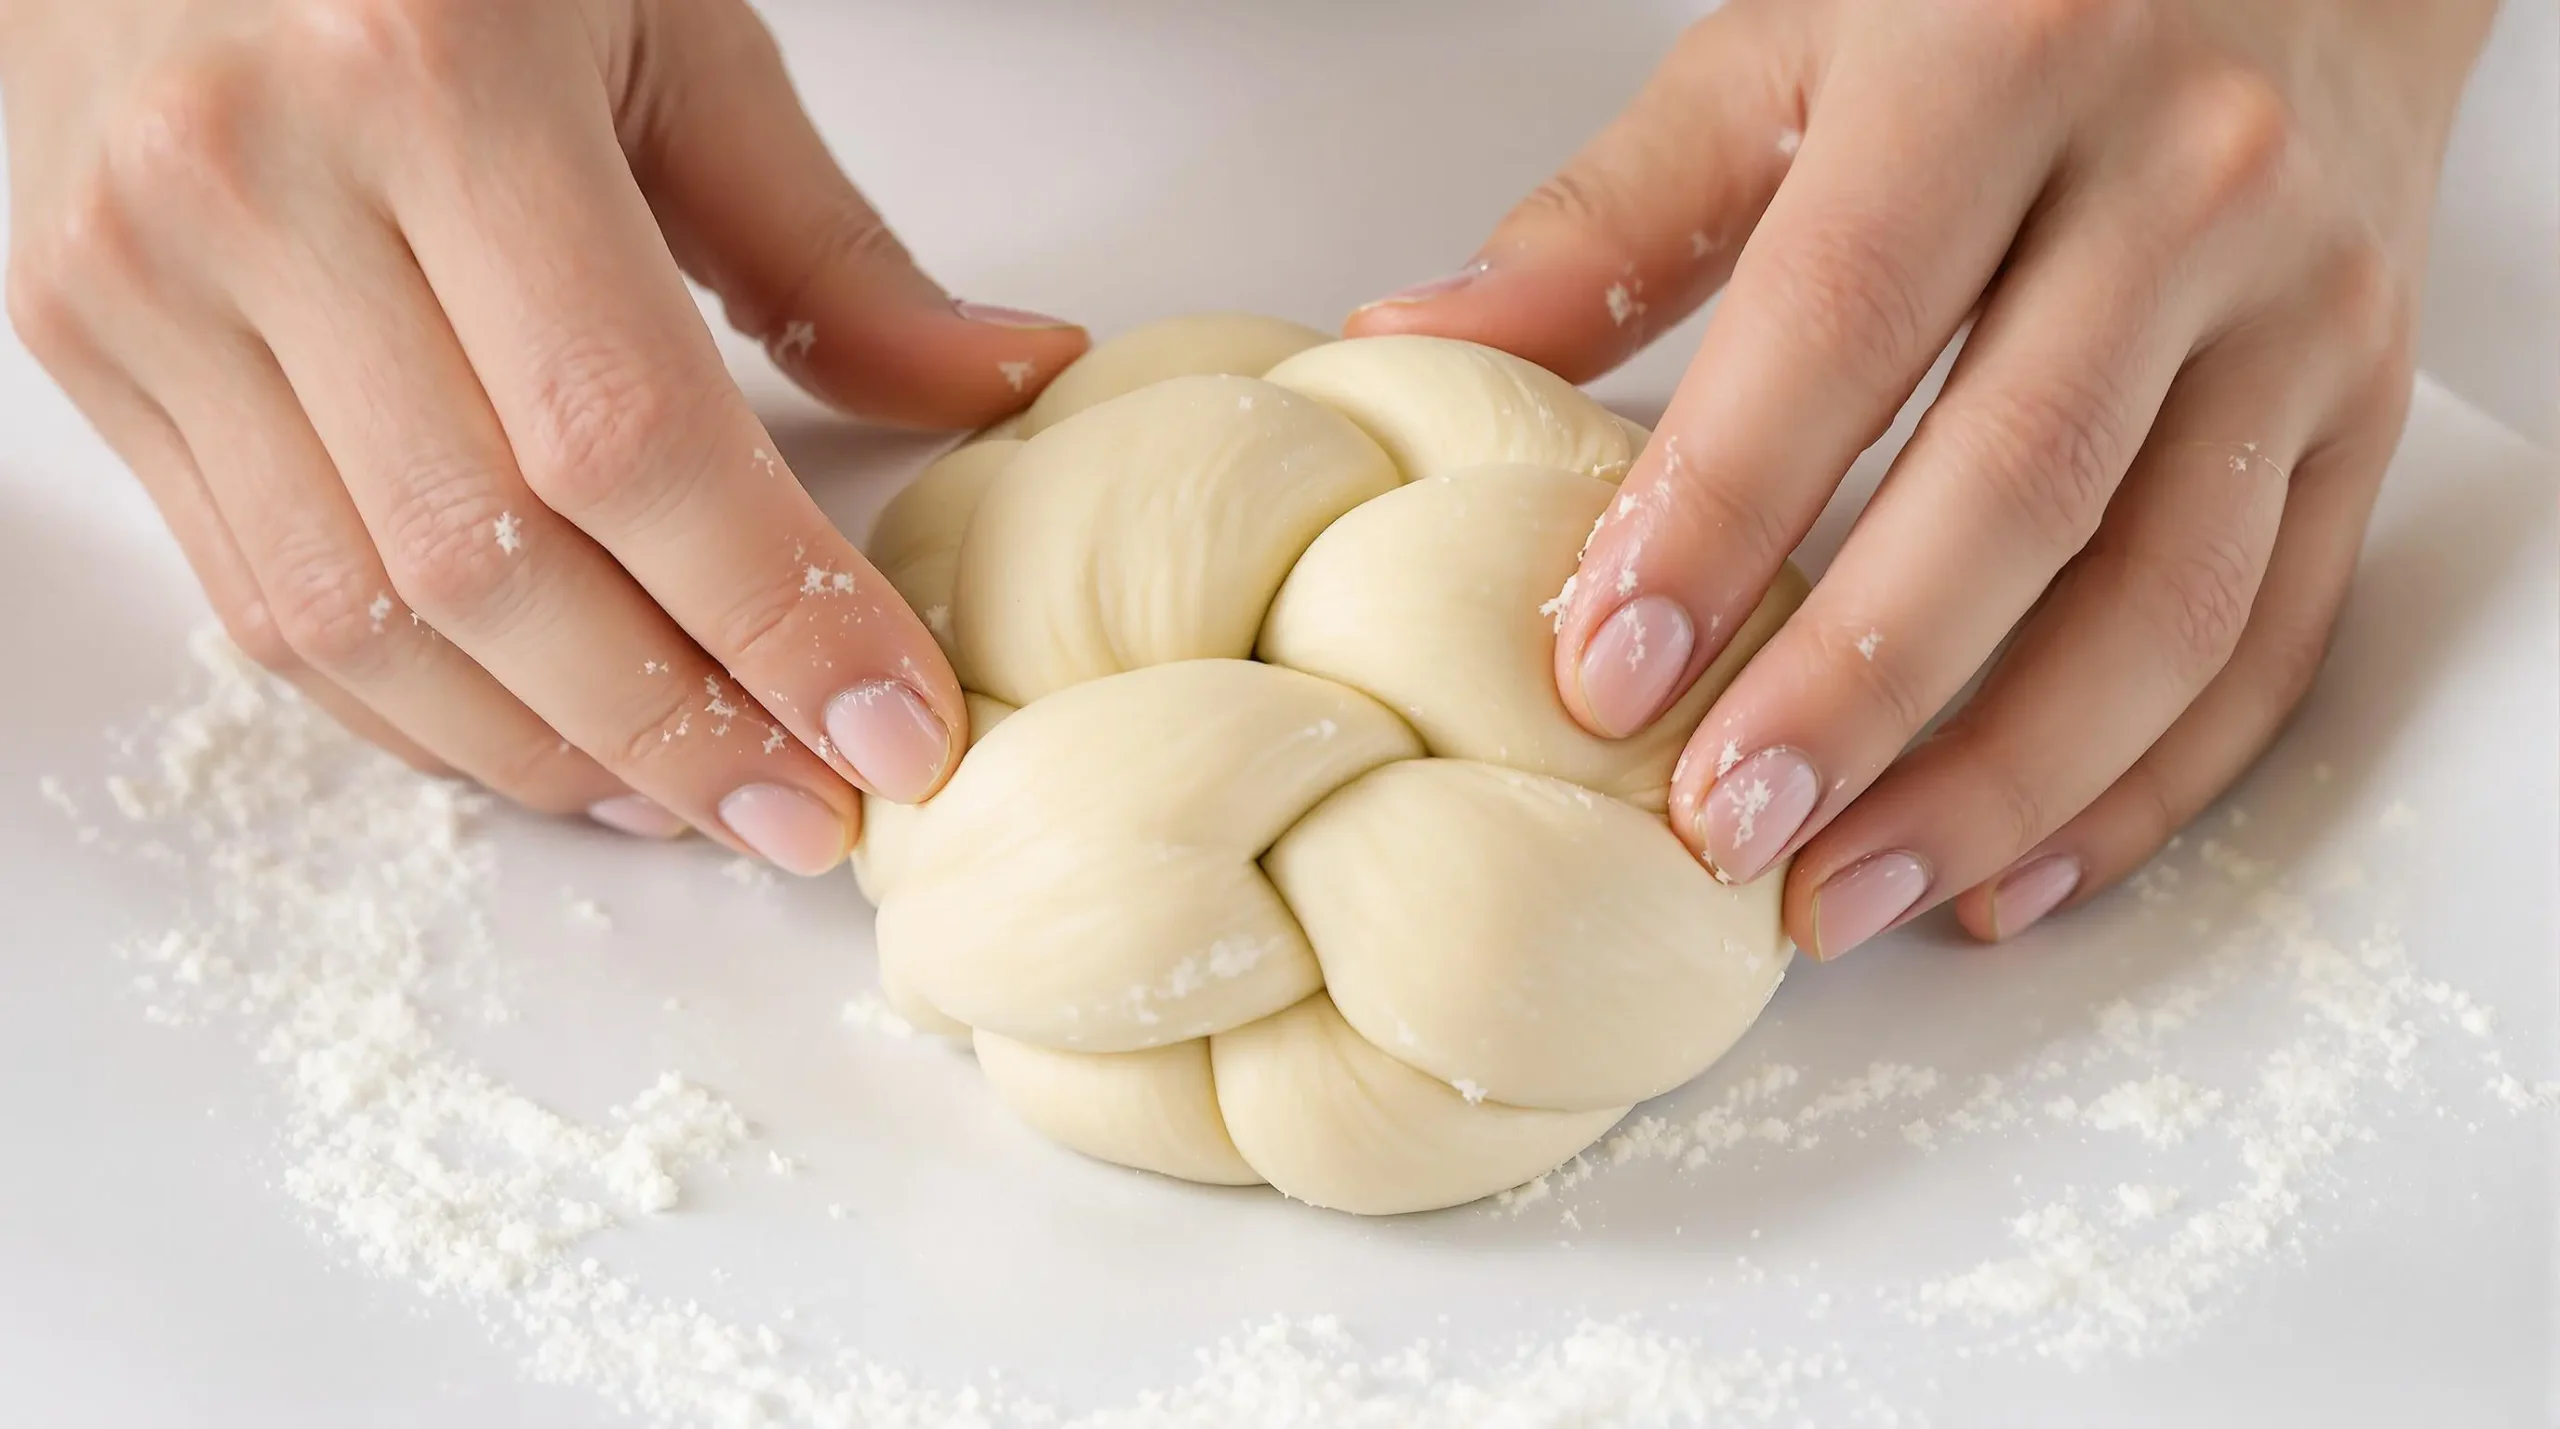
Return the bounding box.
[239,221,861,873]
[1781,328,2348,958]
[128,319,659,826]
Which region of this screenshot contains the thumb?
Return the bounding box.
[1345,6,1811,384]
[622,2,1088,429]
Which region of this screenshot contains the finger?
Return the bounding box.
[9,201,454,774]
[233,214,861,872]
[1951,384,2407,942]
[1550,30,2066,743]
[1665,208,2223,885]
[1780,389,2303,960]
[128,319,664,825]
[1343,4,1811,381]
[1662,68,2328,887]
[627,0,1087,426]
[376,66,967,815]
[13,291,460,775]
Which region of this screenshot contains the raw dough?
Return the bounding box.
[853,315,1806,1214]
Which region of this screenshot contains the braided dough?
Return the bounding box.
[853,314,1808,1214]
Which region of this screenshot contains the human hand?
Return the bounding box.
[1350,0,2494,956]
[1,0,1087,873]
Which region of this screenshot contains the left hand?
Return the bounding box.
[1348,0,2495,958]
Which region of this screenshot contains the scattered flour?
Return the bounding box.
[841,991,917,1041]
[78,635,2557,1426]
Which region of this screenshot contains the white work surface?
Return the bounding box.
[2,4,2553,1426]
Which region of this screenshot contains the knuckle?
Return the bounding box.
[807,197,910,286]
[716,566,823,674]
[514,354,705,525]
[379,473,523,625]
[1974,755,2055,857]
[2238,603,2337,721]
[284,0,492,96]
[1752,217,1934,389]
[1674,479,1795,584]
[1515,164,1634,247]
[603,679,710,774]
[2137,530,2260,679]
[103,58,263,213]
[265,549,395,672]
[1943,374,2126,554]
[1835,626,1935,735]
[2173,69,2297,222]
[2109,760,2188,857]
[223,596,302,674]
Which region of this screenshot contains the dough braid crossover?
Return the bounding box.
[853,313,1808,1214]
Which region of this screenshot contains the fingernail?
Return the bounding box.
[587,794,686,840]
[824,680,952,805]
[718,783,850,877]
[1576,595,1695,738]
[1812,852,1931,961]
[1697,747,1820,883]
[1361,261,1489,309]
[1991,854,2082,940]
[953,300,1079,330]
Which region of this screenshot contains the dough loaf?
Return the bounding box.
[853,313,1807,1214]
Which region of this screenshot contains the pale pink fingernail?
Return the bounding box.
[718,783,849,876]
[824,680,952,805]
[588,794,686,839]
[1576,595,1695,738]
[1991,854,2082,939]
[1698,747,1820,883]
[1812,851,1930,960]
[953,300,1079,330]
[1361,261,1489,308]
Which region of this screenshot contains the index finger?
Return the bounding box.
[385,90,964,806]
[1551,27,2063,741]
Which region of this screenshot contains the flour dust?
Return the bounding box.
[70,633,2559,1426]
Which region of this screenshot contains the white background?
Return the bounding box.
[0,3,2551,1425]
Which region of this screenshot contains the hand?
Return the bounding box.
[1,0,1087,873]
[1350,0,2494,956]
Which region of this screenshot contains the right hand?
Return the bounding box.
[0,0,1087,874]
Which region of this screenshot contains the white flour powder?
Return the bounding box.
[81,634,2560,1425]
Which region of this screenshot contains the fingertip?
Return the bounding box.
[771,298,1091,430]
[1344,254,1644,385]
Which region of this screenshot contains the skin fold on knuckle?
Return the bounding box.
[1945,373,2127,556]
[713,560,861,690]
[1748,216,1935,396]
[740,196,915,346]
[264,541,402,675]
[1821,622,1937,738]
[378,471,528,630]
[2133,529,2261,683]
[101,52,277,239]
[514,353,715,533]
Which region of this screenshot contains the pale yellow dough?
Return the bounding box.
[851,315,1806,1215]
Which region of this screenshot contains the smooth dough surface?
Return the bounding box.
[852,315,1808,1214]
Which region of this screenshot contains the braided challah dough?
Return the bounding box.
[852,313,1808,1214]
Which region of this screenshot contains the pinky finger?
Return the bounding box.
[1957,418,2398,941]
[37,329,452,775]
